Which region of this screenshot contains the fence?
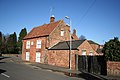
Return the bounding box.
[77,55,107,75]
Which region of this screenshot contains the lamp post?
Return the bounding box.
[65,16,72,70]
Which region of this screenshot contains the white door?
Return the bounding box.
[26,52,30,61]
[36,52,41,62]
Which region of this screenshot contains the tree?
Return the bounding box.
[79,35,86,40]
[18,28,27,54]
[0,32,2,53]
[13,32,18,53]
[102,37,120,61]
[7,32,18,54]
[1,34,10,54]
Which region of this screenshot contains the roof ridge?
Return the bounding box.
[88,40,99,45]
[23,20,63,39]
[33,20,62,29]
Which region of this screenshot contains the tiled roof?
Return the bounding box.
[71,34,79,40]
[88,40,99,45]
[49,40,86,50]
[23,20,62,39]
[88,40,103,54]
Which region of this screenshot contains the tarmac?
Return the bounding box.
[26,62,107,80]
[1,55,120,80]
[23,59,120,80]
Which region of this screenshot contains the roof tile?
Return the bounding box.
[49,40,86,50]
[23,20,62,39]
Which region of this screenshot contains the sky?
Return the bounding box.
[0,0,120,44]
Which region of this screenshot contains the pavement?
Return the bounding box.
[30,62,81,74]
[1,55,120,80]
[23,61,109,80]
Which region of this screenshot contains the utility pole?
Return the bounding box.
[65,16,72,70]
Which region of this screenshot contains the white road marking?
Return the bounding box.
[1,73,10,78]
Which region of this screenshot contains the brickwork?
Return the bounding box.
[107,61,120,76]
[90,44,99,51]
[48,50,79,69]
[22,37,48,63]
[48,40,101,70]
[48,50,69,68]
[77,40,98,56]
[49,21,70,47]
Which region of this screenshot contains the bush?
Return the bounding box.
[102,37,120,61]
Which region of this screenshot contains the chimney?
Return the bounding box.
[50,15,55,23]
[73,29,76,35]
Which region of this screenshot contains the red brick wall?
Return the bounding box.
[77,40,98,56]
[22,37,48,63]
[48,49,78,70]
[48,50,69,68]
[90,44,99,51]
[107,61,120,76]
[71,50,78,70]
[49,21,70,47]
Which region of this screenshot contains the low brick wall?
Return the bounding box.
[107,61,120,76]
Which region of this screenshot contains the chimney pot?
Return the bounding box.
[50,15,55,23]
[73,29,76,35]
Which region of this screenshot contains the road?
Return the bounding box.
[0,57,83,80]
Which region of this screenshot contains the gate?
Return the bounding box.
[77,55,107,75]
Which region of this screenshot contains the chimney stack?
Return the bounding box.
[50,15,55,23]
[73,29,76,35]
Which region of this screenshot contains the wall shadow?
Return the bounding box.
[0,56,10,60]
[0,69,6,74]
[0,62,5,63]
[64,72,107,80]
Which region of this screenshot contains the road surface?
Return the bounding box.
[0,57,83,80]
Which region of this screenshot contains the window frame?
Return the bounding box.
[89,51,93,56]
[36,40,42,49]
[26,41,30,49]
[82,50,86,55]
[60,30,64,36]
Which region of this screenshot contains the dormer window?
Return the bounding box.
[26,41,30,49]
[36,40,41,48]
[61,30,64,36]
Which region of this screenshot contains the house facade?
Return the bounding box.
[22,16,72,64]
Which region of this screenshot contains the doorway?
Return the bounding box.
[36,52,41,62]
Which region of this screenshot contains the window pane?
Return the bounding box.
[82,50,86,55]
[36,40,41,48]
[61,30,64,36]
[26,41,30,49]
[89,52,93,56]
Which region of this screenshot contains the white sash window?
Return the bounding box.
[36,40,41,48]
[26,41,30,49]
[82,50,86,55]
[61,30,64,36]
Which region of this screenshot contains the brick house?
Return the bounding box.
[22,16,102,70]
[48,39,103,70]
[22,16,73,63]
